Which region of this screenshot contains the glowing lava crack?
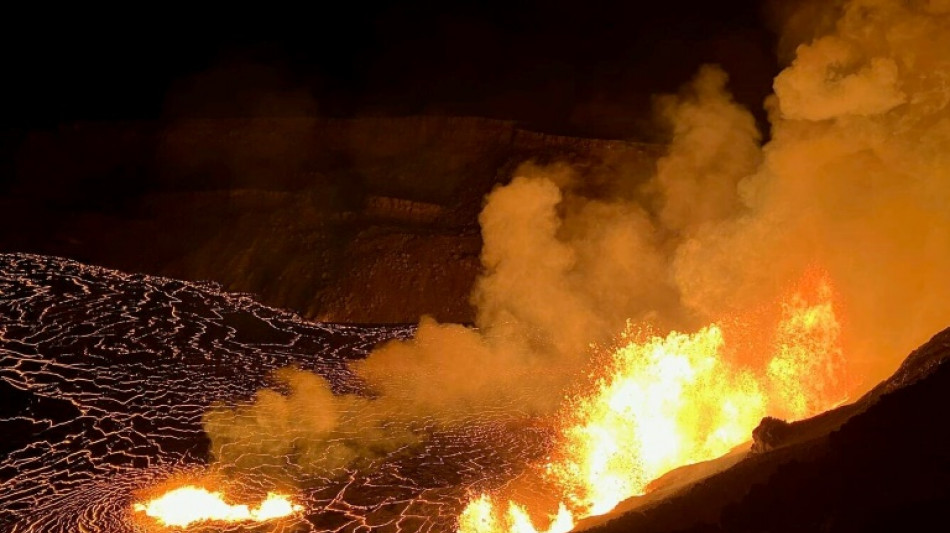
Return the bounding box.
[0,253,551,533]
[133,486,302,527]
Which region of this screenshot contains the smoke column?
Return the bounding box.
[203,0,950,496]
[676,0,950,384]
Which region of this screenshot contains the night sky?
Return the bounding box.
[4,1,777,138]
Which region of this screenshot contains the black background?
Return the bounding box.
[3,1,777,138]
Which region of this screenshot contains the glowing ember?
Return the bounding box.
[458,280,847,533]
[133,486,302,528]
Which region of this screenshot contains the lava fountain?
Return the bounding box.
[457,274,850,533]
[133,486,302,528]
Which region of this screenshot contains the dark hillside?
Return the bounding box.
[0,117,659,323]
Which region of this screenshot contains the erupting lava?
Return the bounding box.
[133,486,302,528]
[457,275,850,533]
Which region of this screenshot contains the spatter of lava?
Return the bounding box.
[133,485,302,527]
[456,275,850,533]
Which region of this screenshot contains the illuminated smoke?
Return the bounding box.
[676,0,950,385]
[458,275,849,532]
[201,0,950,526]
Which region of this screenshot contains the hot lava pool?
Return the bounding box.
[0,253,554,532]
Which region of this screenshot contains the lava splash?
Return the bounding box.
[133,486,302,527]
[456,275,850,533]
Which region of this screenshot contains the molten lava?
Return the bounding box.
[550,324,766,518]
[133,485,302,528]
[457,276,850,533]
[767,279,846,420]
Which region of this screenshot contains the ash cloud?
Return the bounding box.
[677,0,950,385]
[204,0,950,478]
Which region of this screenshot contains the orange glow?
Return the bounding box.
[767,277,850,420]
[133,485,302,528]
[458,495,575,533]
[550,324,766,516]
[458,274,846,533]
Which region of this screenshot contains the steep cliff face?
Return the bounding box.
[1,117,660,323]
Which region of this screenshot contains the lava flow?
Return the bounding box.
[457,276,849,533]
[0,254,552,533]
[133,486,302,528]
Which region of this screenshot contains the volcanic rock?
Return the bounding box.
[750,416,792,453]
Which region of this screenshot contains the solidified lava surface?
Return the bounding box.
[0,253,551,532]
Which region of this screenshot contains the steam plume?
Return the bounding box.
[204,0,950,483]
